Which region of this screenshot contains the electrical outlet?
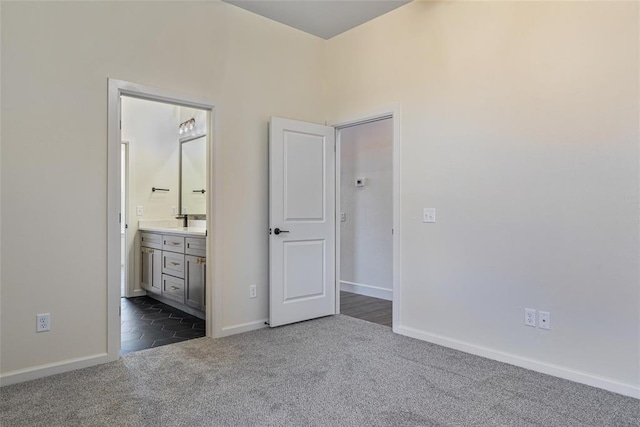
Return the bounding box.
[524,308,536,327]
[36,313,50,332]
[136,206,144,216]
[249,285,257,299]
[171,206,177,214]
[340,212,346,222]
[423,208,436,223]
[539,311,551,330]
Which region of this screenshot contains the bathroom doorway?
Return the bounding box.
[118,95,209,355]
[108,79,220,360]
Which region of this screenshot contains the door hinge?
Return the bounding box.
[119,120,122,130]
[392,228,394,235]
[119,213,121,223]
[119,305,121,316]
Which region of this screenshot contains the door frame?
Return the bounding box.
[107,79,222,361]
[331,105,402,332]
[120,141,130,298]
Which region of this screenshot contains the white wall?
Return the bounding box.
[122,97,180,221]
[1,0,639,397]
[120,96,182,295]
[328,1,639,394]
[340,119,393,299]
[0,1,326,376]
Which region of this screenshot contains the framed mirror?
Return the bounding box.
[179,134,207,217]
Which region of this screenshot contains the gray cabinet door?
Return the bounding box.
[185,255,206,311]
[162,274,185,303]
[162,251,185,279]
[141,247,162,294]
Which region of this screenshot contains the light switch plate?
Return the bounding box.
[340,212,346,222]
[423,208,436,223]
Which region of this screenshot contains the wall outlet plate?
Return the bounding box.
[524,308,536,327]
[249,285,257,299]
[36,313,50,332]
[539,311,551,330]
[340,212,346,222]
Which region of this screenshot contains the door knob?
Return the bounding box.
[274,228,289,235]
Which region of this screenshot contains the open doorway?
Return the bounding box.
[337,117,394,327]
[108,79,219,362]
[118,95,210,355]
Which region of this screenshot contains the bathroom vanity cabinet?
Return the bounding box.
[140,229,206,318]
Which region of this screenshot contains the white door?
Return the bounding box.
[269,117,335,327]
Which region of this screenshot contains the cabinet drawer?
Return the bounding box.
[163,235,185,253]
[185,237,206,257]
[162,251,185,278]
[141,232,162,250]
[162,274,185,303]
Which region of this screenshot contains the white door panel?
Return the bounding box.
[283,240,325,301]
[284,130,325,220]
[270,117,335,327]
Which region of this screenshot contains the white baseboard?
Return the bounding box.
[220,318,268,337]
[340,280,392,301]
[0,353,116,387]
[131,288,146,297]
[396,325,640,399]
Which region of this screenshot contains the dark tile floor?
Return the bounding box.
[121,296,205,355]
[340,291,392,327]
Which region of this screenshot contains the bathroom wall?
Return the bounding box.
[121,96,180,221]
[120,96,181,295]
[340,119,393,300]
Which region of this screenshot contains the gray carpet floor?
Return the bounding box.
[1,315,638,426]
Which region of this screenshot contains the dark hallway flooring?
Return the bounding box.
[340,291,392,327]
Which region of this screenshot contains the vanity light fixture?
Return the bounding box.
[179,118,197,135]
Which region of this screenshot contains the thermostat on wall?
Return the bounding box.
[355,177,366,187]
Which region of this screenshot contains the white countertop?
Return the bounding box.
[138,226,207,237]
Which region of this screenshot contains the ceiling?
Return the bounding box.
[223,1,412,39]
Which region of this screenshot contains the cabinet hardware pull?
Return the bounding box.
[170,286,179,291]
[170,262,180,266]
[197,258,206,265]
